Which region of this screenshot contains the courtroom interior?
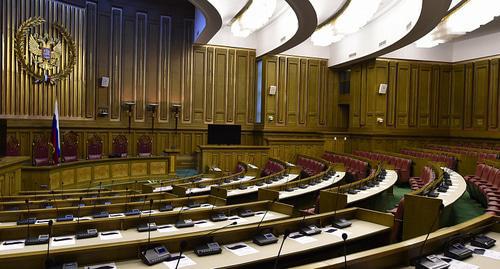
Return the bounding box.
[1,0,500,268]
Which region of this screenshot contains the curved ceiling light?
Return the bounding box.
[416,0,500,48]
[230,0,277,37]
[311,0,381,46]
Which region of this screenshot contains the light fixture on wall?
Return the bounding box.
[122,101,135,133]
[415,0,500,48]
[230,0,277,37]
[147,103,159,133]
[311,0,382,46]
[170,104,181,149]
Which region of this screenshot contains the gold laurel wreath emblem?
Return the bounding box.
[14,16,77,84]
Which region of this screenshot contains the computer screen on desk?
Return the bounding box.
[208,124,241,145]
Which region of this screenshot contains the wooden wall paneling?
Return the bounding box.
[214,48,227,123]
[451,64,465,129]
[181,19,193,123]
[438,66,452,128]
[235,50,248,124]
[109,7,122,120]
[158,16,172,123]
[327,69,338,129]
[134,12,147,121]
[286,58,300,127]
[350,65,362,128]
[85,1,97,118]
[277,57,286,125]
[307,59,320,127]
[226,49,235,123]
[408,64,419,127]
[396,62,410,128]
[430,65,440,127]
[192,45,206,124]
[464,63,474,129]
[299,58,307,126]
[417,64,432,128]
[473,60,489,129]
[360,63,367,127]
[365,62,376,127]
[374,61,388,128]
[319,61,327,126]
[265,56,278,126]
[387,62,397,127]
[489,59,499,130]
[247,51,256,124]
[205,46,214,123]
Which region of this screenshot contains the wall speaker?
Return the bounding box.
[0,119,6,157]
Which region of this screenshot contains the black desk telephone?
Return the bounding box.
[194,242,222,256]
[253,232,278,246]
[416,255,450,269]
[444,243,473,260]
[140,245,171,265]
[471,234,496,248]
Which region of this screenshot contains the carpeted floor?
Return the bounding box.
[176,168,199,178]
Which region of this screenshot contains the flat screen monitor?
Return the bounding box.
[207,124,241,145]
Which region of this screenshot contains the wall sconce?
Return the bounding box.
[122,101,136,133]
[97,107,109,117]
[171,104,181,130]
[344,137,347,141]
[147,103,159,133]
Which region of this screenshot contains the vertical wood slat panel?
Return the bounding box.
[438,66,452,128]
[226,49,235,122]
[181,19,193,123]
[85,1,96,118]
[387,62,397,126]
[409,64,418,127]
[205,47,214,123]
[489,59,499,129]
[473,60,489,129]
[134,12,147,121]
[277,57,286,125]
[109,7,122,120]
[464,63,474,128]
[350,65,361,128]
[417,64,432,127]
[158,16,171,122]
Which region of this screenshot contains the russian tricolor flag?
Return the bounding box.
[51,100,61,164]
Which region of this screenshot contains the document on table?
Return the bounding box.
[164,254,196,269]
[224,242,258,256]
[99,231,123,240]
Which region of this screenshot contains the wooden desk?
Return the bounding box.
[0,189,135,202]
[0,156,30,195]
[291,214,500,269]
[21,156,175,191]
[347,170,398,204]
[211,173,299,198]
[0,207,392,268]
[278,172,345,200]
[196,145,271,173]
[438,167,467,208]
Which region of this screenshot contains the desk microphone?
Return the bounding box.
[52,191,73,222]
[44,220,54,268]
[175,194,195,228]
[253,199,279,246]
[273,229,291,269]
[139,199,170,266]
[126,195,147,216]
[209,202,227,222]
[332,183,351,229]
[342,233,348,269]
[17,199,36,225]
[298,208,321,236]
[75,196,97,240]
[138,199,157,232]
[415,204,447,269]
[174,241,188,269]
[60,182,64,200]
[193,221,237,257]
[91,189,108,219]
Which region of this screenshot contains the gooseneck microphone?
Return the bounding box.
[174,241,188,269]
[342,233,348,269]
[273,229,291,269]
[139,199,170,266]
[253,200,280,246]
[332,183,351,228]
[193,221,237,257]
[415,204,446,269]
[44,220,54,268]
[175,194,194,228]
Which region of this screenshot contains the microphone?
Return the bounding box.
[298,208,322,236]
[52,191,73,222]
[174,241,188,269]
[60,182,64,200]
[193,221,237,256]
[17,199,36,226]
[175,194,195,228]
[138,199,157,232]
[24,206,50,246]
[44,220,54,268]
[126,194,147,216]
[273,229,291,269]
[342,233,348,269]
[415,204,447,269]
[139,199,170,266]
[253,199,279,246]
[209,202,227,222]
[76,196,98,240]
[332,183,351,229]
[91,189,109,219]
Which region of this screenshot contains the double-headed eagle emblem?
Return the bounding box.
[29,33,62,71]
[14,16,76,84]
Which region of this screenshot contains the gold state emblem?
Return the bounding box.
[14,16,76,84]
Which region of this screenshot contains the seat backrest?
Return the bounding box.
[112,135,128,157]
[32,135,51,166]
[487,167,499,184]
[62,131,79,162]
[6,135,20,156]
[137,135,152,157]
[87,134,103,160]
[481,165,493,180]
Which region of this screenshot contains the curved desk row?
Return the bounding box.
[0,189,137,203]
[21,156,175,192]
[292,214,499,269]
[0,207,393,269]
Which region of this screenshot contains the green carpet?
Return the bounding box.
[176,168,198,177]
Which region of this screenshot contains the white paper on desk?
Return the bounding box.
[200,203,212,208]
[194,220,215,228]
[227,216,248,224]
[109,213,125,218]
[476,248,500,260]
[164,254,196,269]
[442,258,479,269]
[157,225,178,233]
[51,236,76,247]
[76,216,92,221]
[85,262,117,269]
[35,219,52,224]
[289,232,317,244]
[141,210,159,215]
[255,211,275,220]
[224,242,258,256]
[0,240,25,251]
[322,227,353,239]
[99,231,122,240]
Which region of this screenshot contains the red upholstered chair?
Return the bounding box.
[137,135,152,157]
[390,198,405,243]
[62,131,78,163]
[32,135,51,166]
[6,135,20,156]
[87,134,103,160]
[112,135,128,157]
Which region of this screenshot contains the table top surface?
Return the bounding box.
[279,172,346,200]
[226,174,299,197]
[347,170,398,204]
[88,218,390,269]
[438,167,467,208]
[0,208,289,256]
[186,176,256,194]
